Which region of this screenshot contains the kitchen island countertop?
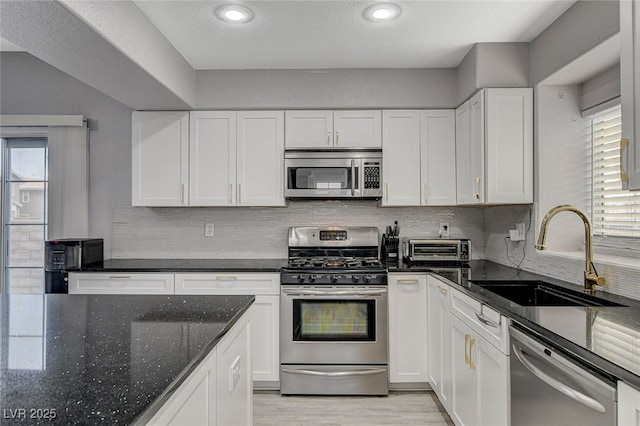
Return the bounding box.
[0,293,254,425]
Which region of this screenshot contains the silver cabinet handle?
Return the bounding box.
[475,176,481,200]
[215,275,238,281]
[181,184,187,205]
[476,312,500,328]
[423,183,428,204]
[109,275,132,279]
[396,279,419,284]
[335,130,339,145]
[238,184,242,204]
[281,288,387,296]
[385,183,389,202]
[620,138,630,184]
[282,368,386,377]
[327,130,331,146]
[438,285,448,295]
[229,183,233,203]
[512,345,607,414]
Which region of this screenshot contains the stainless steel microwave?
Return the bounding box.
[285,149,382,198]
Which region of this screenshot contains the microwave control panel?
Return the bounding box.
[364,162,381,189]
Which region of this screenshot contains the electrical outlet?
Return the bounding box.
[205,223,214,238]
[509,223,526,241]
[438,222,450,238]
[516,223,526,240]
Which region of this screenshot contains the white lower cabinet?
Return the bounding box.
[147,309,252,426]
[449,287,509,426]
[619,381,640,426]
[388,274,428,385]
[68,273,175,294]
[426,275,451,410]
[175,273,280,386]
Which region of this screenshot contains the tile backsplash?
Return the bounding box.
[112,201,485,259]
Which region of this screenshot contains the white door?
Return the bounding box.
[476,336,509,426]
[382,110,421,206]
[485,88,533,204]
[190,111,237,206]
[236,111,285,206]
[468,90,486,204]
[450,315,476,426]
[388,274,428,384]
[285,110,333,148]
[455,101,474,205]
[618,381,640,426]
[251,295,280,383]
[132,111,189,206]
[421,110,457,206]
[426,276,451,410]
[333,110,382,148]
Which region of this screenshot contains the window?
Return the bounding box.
[587,104,640,245]
[1,138,48,294]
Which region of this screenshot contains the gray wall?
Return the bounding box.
[0,52,133,254]
[195,68,457,109]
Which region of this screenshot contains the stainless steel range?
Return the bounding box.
[280,226,389,396]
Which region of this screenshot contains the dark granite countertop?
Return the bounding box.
[76,258,287,273]
[0,294,254,425]
[392,260,640,390]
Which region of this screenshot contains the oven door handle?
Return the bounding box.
[281,368,387,377]
[512,345,607,414]
[351,159,356,196]
[281,288,387,296]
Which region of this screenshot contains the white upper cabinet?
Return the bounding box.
[132,111,189,206]
[190,111,237,206]
[382,110,422,206]
[285,110,381,149]
[134,110,285,207]
[237,111,285,206]
[421,110,457,206]
[382,110,456,206]
[620,0,640,190]
[456,88,533,205]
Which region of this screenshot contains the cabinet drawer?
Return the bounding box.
[175,273,280,295]
[68,273,175,294]
[450,288,509,354]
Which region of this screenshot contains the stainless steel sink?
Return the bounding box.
[471,280,626,307]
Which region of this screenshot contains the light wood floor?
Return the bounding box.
[253,391,454,425]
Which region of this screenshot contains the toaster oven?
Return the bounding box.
[403,239,471,262]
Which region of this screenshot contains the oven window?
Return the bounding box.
[287,167,354,190]
[293,300,376,341]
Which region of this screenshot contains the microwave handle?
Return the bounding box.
[351,160,356,196]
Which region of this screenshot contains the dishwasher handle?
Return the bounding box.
[512,345,607,414]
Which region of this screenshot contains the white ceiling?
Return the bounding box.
[131,0,577,70]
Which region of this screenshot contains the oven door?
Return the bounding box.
[285,157,361,198]
[280,285,388,365]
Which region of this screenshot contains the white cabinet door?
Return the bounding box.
[251,295,280,384]
[237,111,285,206]
[285,110,333,148]
[175,273,279,295]
[450,315,477,426]
[455,101,475,205]
[333,110,382,148]
[132,111,189,206]
[468,90,486,205]
[216,311,252,426]
[619,381,640,426]
[68,273,175,294]
[485,88,533,204]
[388,274,428,384]
[420,110,456,206]
[476,335,509,426]
[426,276,451,411]
[620,0,640,190]
[382,110,421,206]
[190,111,236,206]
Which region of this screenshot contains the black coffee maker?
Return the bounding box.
[45,238,103,293]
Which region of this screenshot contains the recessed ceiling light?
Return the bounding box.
[215,4,254,24]
[363,3,402,22]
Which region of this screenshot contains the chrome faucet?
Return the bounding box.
[535,205,605,295]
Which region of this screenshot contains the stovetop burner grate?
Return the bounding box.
[287,256,384,270]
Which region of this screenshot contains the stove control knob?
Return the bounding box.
[308,274,318,283]
[296,275,306,283]
[330,275,340,284]
[351,275,360,283]
[362,275,372,284]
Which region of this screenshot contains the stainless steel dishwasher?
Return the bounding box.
[510,325,616,426]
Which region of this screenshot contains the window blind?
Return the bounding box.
[589,105,640,239]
